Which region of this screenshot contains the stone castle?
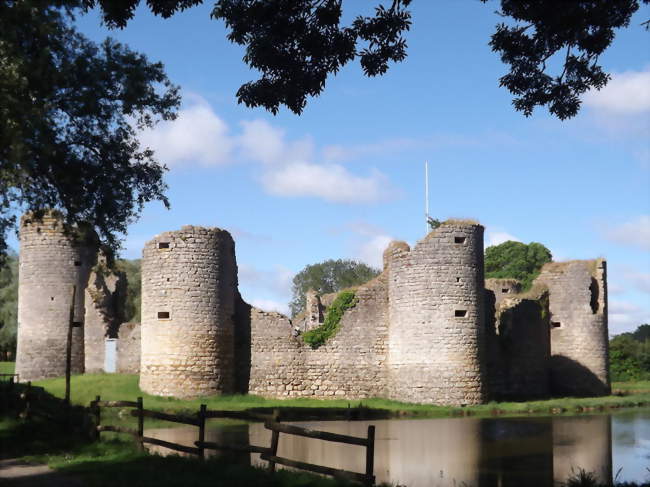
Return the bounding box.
[15,213,610,405]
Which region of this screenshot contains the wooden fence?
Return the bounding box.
[91,397,375,486]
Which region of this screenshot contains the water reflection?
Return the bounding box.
[143,410,650,487]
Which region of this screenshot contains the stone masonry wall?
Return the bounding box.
[140,226,238,398]
[15,211,98,381]
[84,259,126,373]
[485,278,522,306]
[535,260,610,396]
[486,288,551,400]
[248,274,389,399]
[386,221,487,405]
[117,322,141,374]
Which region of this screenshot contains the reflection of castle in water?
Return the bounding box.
[144,415,613,487]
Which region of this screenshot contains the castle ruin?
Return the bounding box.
[14,215,610,405]
[15,212,138,381]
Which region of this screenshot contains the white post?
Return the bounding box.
[424,161,428,234]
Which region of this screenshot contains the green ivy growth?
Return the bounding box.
[302,290,357,349]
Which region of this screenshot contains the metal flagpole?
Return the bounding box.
[424,161,428,234]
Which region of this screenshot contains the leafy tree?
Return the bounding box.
[609,324,650,381]
[116,259,141,323]
[0,251,18,358]
[289,259,379,317]
[0,0,180,263]
[82,0,647,117]
[484,0,650,119]
[485,240,552,290]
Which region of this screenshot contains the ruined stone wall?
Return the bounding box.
[486,288,551,400]
[248,274,389,399]
[535,260,610,396]
[386,221,486,405]
[140,226,238,397]
[84,259,126,373]
[15,211,98,381]
[485,278,522,306]
[117,322,141,374]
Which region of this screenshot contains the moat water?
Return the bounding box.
[145,409,650,486]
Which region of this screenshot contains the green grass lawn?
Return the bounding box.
[0,361,15,375]
[25,370,650,419]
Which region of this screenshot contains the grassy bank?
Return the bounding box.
[0,361,15,375]
[30,372,650,420]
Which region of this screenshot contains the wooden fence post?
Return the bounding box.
[21,381,32,419]
[137,397,144,451]
[268,409,281,473]
[94,395,101,439]
[198,404,206,460]
[365,425,375,487]
[65,285,77,406]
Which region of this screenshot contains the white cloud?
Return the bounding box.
[609,299,650,336]
[237,120,289,165]
[139,95,234,167]
[602,215,650,252]
[357,234,394,269]
[249,299,290,315]
[238,264,294,298]
[485,230,520,248]
[261,162,388,204]
[584,69,650,115]
[139,94,391,204]
[623,270,650,295]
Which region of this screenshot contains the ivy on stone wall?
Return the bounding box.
[302,290,357,349]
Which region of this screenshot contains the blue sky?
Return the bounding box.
[24,1,650,331]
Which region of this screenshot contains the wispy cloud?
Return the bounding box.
[583,68,650,115]
[601,215,650,252]
[485,229,520,248]
[622,269,650,295]
[322,131,519,163]
[609,299,650,335]
[138,94,392,204]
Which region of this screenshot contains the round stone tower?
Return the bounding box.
[386,220,486,405]
[15,211,98,381]
[140,226,238,398]
[535,259,610,396]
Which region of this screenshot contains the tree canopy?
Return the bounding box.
[289,259,379,317]
[0,252,18,358]
[0,0,180,262]
[610,324,650,381]
[484,240,552,290]
[81,0,648,117]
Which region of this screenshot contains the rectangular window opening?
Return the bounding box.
[158,311,170,320]
[74,260,81,266]
[551,321,562,328]
[454,236,466,244]
[158,242,170,249]
[72,321,83,328]
[502,288,509,293]
[455,309,467,317]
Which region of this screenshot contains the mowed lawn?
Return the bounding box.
[0,362,15,375]
[6,364,644,418]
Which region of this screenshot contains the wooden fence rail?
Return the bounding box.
[261,420,375,487]
[90,398,376,486]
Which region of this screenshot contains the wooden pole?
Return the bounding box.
[137,397,144,451]
[268,409,281,473]
[365,425,375,487]
[198,404,206,460]
[94,395,101,440]
[65,285,77,405]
